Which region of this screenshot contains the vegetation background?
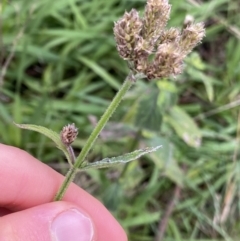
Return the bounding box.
[1,0,240,240]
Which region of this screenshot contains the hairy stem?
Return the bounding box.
[54,73,134,201]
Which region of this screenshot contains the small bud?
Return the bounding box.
[158,28,180,45]
[144,43,183,79]
[179,22,205,56]
[114,9,143,60]
[183,15,194,28]
[61,123,78,146]
[133,37,151,72]
[142,0,171,48]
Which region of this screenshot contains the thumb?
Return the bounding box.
[0,201,95,241]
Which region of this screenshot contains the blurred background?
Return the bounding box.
[1,0,240,240]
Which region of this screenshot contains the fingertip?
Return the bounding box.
[0,201,95,241]
[0,201,127,241]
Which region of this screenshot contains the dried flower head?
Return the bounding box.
[158,28,180,45]
[114,9,143,60]
[61,123,78,146]
[114,0,205,80]
[179,22,205,56]
[145,43,183,79]
[142,0,171,48]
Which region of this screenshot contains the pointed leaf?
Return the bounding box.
[14,123,73,165]
[81,145,162,170]
[186,54,214,102]
[165,106,201,148]
[147,136,185,187]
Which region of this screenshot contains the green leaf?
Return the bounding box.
[186,60,215,102]
[78,56,120,90]
[165,106,202,148]
[135,89,162,131]
[81,145,162,170]
[14,123,73,165]
[147,136,185,187]
[123,211,160,227]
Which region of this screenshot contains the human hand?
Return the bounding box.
[0,144,127,241]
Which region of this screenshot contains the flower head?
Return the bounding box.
[114,0,205,80]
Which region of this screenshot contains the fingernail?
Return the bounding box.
[51,209,94,241]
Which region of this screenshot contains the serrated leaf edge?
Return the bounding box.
[81,145,162,170]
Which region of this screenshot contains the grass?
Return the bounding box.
[1,0,240,240]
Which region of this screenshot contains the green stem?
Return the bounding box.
[54,73,134,201]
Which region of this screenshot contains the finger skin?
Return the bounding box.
[0,144,127,241]
[0,202,94,241]
[0,208,10,216]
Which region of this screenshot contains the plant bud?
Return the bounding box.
[179,22,205,56]
[61,123,78,146]
[114,9,143,60]
[142,0,171,48]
